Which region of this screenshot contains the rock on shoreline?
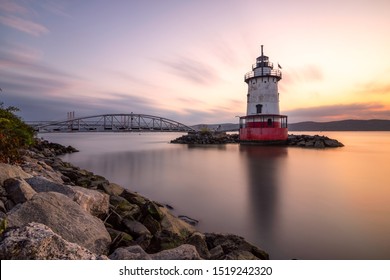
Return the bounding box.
[0,138,269,260]
[171,131,344,148]
[171,131,239,144]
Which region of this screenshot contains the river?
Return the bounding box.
[40,131,390,260]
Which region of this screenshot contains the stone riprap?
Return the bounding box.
[287,134,344,148]
[171,131,344,148]
[0,138,269,260]
[171,131,239,144]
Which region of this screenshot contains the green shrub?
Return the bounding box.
[0,101,35,163]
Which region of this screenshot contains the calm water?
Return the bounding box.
[41,131,390,260]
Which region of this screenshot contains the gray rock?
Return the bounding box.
[3,178,36,205]
[305,140,315,147]
[0,222,108,260]
[187,231,211,259]
[107,228,134,250]
[0,185,8,197]
[70,186,109,217]
[7,192,111,255]
[26,176,109,218]
[142,214,162,235]
[151,244,202,260]
[4,200,15,212]
[314,140,326,148]
[205,233,269,260]
[0,163,32,185]
[122,218,151,237]
[224,250,259,260]
[26,176,75,196]
[0,200,6,213]
[297,140,306,146]
[103,182,124,196]
[159,207,196,239]
[147,207,196,253]
[324,139,344,147]
[109,245,151,260]
[142,201,163,221]
[122,219,152,249]
[110,195,141,219]
[21,157,64,184]
[209,245,224,259]
[120,190,147,206]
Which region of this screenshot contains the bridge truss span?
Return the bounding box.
[35,113,195,133]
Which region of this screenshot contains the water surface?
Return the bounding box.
[41,131,390,259]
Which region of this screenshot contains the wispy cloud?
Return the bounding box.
[0,0,29,14]
[158,56,219,85]
[0,15,49,36]
[282,64,324,86]
[356,81,390,95]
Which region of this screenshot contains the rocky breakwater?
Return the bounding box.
[171,131,344,148]
[171,131,239,144]
[287,134,344,148]
[0,139,268,260]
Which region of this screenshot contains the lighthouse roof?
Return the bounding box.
[244,45,281,82]
[256,55,269,62]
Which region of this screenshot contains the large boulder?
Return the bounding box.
[25,176,75,196]
[21,156,64,184]
[3,178,36,205]
[25,176,109,217]
[70,186,109,217]
[0,163,32,185]
[7,192,111,255]
[0,222,108,260]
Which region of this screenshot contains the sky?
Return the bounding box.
[1,0,390,125]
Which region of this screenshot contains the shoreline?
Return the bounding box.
[0,138,269,260]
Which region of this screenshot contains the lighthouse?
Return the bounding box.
[239,45,288,143]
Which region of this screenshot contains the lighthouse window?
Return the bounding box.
[267,118,272,127]
[256,104,262,114]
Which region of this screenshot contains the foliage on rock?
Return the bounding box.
[0,99,35,163]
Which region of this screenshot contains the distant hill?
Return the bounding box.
[192,119,390,132]
[289,119,390,131]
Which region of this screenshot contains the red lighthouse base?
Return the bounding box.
[239,114,288,144]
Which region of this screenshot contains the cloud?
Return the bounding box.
[285,103,390,122]
[158,56,219,85]
[0,50,78,79]
[0,15,49,36]
[356,82,390,95]
[0,0,29,14]
[282,64,324,87]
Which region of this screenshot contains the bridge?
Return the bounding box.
[29,113,195,133]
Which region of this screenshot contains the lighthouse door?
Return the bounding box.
[256,104,263,114]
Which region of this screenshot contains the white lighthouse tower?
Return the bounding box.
[239,45,288,143]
